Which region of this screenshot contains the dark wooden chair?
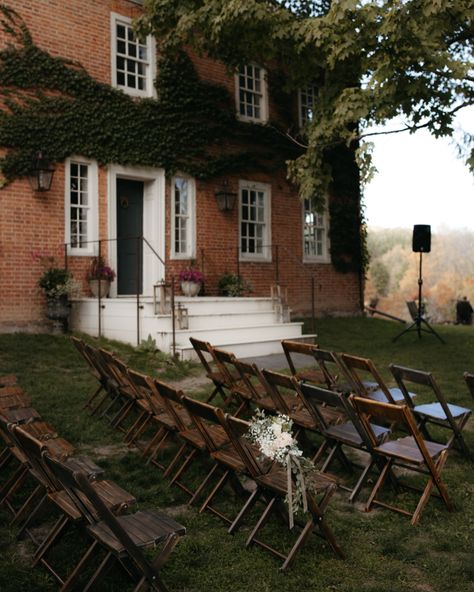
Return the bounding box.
[232,358,278,413]
[390,364,472,458]
[43,453,185,592]
[340,353,416,404]
[122,367,170,455]
[281,340,326,385]
[299,382,390,501]
[350,396,453,525]
[181,396,250,521]
[225,414,344,570]
[71,337,117,414]
[152,381,228,501]
[309,347,375,394]
[262,369,344,437]
[189,337,231,404]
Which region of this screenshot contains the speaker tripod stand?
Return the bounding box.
[393,251,445,344]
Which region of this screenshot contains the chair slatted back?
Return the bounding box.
[181,396,225,453]
[299,383,347,432]
[390,364,451,417]
[189,337,217,376]
[233,359,274,406]
[225,415,266,479]
[341,354,395,402]
[127,368,164,416]
[149,378,188,430]
[260,369,298,415]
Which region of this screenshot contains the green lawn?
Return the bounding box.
[0,318,473,591]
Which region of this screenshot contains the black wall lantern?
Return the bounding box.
[215,180,237,212]
[28,152,55,192]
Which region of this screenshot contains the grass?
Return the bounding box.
[0,318,473,591]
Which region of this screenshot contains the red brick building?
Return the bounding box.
[0,0,364,336]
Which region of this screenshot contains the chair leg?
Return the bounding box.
[228,486,261,535]
[365,458,392,512]
[280,518,315,571]
[82,551,117,592]
[246,497,277,548]
[60,541,100,592]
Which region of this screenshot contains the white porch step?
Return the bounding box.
[175,333,318,361]
[70,295,312,358]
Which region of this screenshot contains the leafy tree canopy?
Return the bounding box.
[137,0,474,200]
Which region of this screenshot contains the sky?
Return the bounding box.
[363,108,474,231]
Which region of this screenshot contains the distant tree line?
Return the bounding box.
[366,227,474,323]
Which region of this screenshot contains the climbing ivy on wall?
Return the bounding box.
[0,4,366,274]
[0,5,299,182]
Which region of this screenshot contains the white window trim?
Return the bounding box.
[170,175,196,260]
[65,156,99,257]
[302,198,331,263]
[235,64,269,124]
[110,12,156,99]
[239,180,272,262]
[298,84,316,128]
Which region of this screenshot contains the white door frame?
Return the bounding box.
[108,165,166,297]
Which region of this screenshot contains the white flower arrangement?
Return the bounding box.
[246,410,318,528]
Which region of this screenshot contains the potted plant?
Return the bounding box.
[178,268,204,297]
[38,266,75,329]
[88,256,116,297]
[218,273,252,297]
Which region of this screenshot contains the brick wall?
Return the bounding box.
[0,0,362,332]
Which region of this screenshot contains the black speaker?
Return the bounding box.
[412,224,431,253]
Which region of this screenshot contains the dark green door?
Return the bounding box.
[116,179,144,295]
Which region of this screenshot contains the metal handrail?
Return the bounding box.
[64,236,175,349]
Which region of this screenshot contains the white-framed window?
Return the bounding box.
[170,176,196,259]
[235,64,268,123]
[303,197,330,262]
[239,180,271,261]
[111,12,156,98]
[65,157,98,255]
[298,85,316,127]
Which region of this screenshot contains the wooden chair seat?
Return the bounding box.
[179,423,228,451]
[1,406,41,423]
[211,445,247,473]
[0,394,32,411]
[376,436,448,465]
[256,466,335,496]
[87,508,186,553]
[414,402,471,421]
[0,374,17,387]
[325,421,389,447]
[366,386,415,404]
[390,364,472,458]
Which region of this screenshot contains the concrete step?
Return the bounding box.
[175,333,318,361]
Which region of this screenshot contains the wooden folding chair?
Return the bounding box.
[144,377,196,475]
[350,396,453,525]
[10,424,136,586]
[152,381,228,501]
[189,337,231,404]
[262,369,344,438]
[340,353,415,404]
[181,396,250,521]
[225,415,344,570]
[71,337,118,414]
[308,347,373,394]
[211,347,252,412]
[299,383,390,501]
[232,359,279,413]
[390,364,472,458]
[43,453,185,592]
[281,340,326,385]
[122,368,170,455]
